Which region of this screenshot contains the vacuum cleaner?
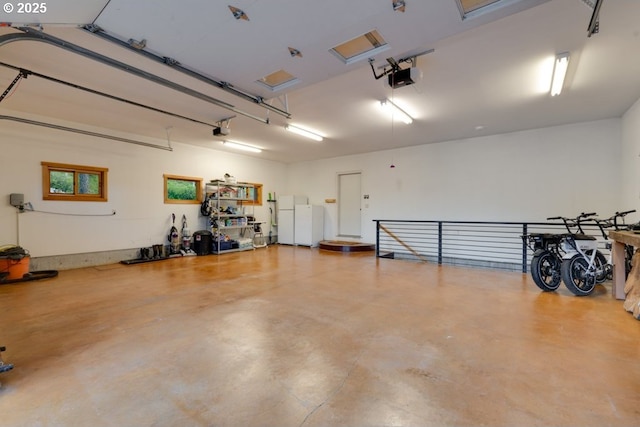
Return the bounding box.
[181,214,196,256]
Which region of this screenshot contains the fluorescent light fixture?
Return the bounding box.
[222,141,262,153]
[380,99,413,124]
[550,52,570,96]
[285,125,324,142]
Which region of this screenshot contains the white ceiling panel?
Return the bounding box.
[1,0,638,163]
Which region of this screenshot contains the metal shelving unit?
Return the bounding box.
[205,180,255,254]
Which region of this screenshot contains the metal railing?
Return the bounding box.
[373,219,612,273]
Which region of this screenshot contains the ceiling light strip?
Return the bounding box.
[550,52,570,96]
[222,141,262,153]
[285,125,323,141]
[380,99,413,124]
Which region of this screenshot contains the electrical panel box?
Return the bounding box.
[9,193,23,207]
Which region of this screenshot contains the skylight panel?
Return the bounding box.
[456,0,503,18]
[330,30,389,65]
[257,69,299,91]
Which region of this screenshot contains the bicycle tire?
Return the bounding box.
[561,255,596,296]
[530,250,561,291]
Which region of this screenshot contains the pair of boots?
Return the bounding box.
[152,244,164,258]
[140,245,164,260]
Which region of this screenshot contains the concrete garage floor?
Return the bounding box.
[0,245,639,426]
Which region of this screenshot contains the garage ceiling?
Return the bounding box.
[0,0,639,163]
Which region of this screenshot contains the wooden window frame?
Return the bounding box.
[239,182,263,206]
[42,161,108,202]
[164,174,203,204]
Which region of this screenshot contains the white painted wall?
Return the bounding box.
[621,98,640,216]
[287,119,624,244]
[0,114,629,261]
[0,116,287,257]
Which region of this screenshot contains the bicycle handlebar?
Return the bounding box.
[547,215,582,233]
[591,217,612,239]
[546,212,598,234]
[546,210,637,236]
[579,212,633,239]
[611,209,637,230]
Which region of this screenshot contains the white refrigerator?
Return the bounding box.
[278,195,308,245]
[294,205,324,247]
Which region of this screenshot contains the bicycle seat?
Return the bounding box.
[572,233,596,241]
[537,233,559,238]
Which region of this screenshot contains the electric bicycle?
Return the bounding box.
[560,210,635,296]
[523,213,592,292]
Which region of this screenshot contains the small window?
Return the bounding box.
[164,174,203,204]
[42,161,108,202]
[240,183,263,206]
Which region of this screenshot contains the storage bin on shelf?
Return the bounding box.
[214,240,239,252]
[238,238,253,250]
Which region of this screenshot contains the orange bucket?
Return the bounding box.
[0,255,30,280]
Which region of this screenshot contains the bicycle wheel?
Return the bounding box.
[530,250,561,291]
[561,255,597,296]
[590,250,609,283]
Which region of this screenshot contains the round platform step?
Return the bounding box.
[318,240,375,253]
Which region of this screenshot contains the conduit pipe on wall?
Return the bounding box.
[0,115,173,151]
[0,29,274,125]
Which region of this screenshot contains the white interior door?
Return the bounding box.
[338,172,361,237]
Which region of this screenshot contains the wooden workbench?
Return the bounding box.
[608,230,640,299]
